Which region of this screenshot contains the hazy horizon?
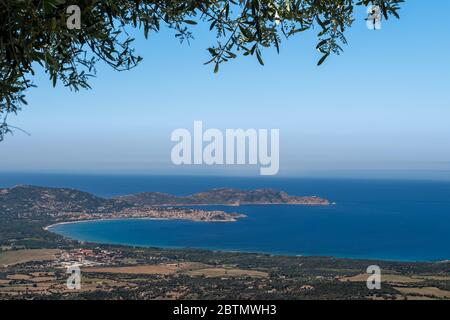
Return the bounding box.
[2,170,450,182]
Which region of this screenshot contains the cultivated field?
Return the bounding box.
[340,273,424,284]
[84,262,205,275]
[394,287,450,299]
[184,267,268,278]
[85,263,268,278]
[0,249,60,267]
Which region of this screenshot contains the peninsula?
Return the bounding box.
[0,185,329,224]
[116,187,330,206]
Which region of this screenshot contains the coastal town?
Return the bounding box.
[46,206,247,226]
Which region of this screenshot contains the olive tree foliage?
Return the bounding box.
[0,0,403,141]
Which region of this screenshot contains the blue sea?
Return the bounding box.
[2,173,450,262]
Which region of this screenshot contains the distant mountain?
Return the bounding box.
[0,185,128,218]
[0,185,329,221]
[116,188,330,206]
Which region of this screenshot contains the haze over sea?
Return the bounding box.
[2,173,450,262]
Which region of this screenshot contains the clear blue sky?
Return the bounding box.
[1,1,450,179]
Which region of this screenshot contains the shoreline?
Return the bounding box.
[44,216,238,231]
